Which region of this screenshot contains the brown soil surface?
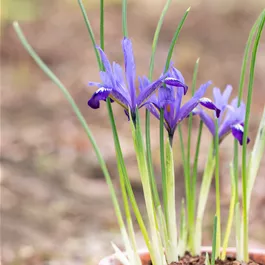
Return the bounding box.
[169,252,263,265]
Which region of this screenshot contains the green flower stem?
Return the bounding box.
[187,58,200,252]
[164,7,191,71]
[221,163,236,260]
[146,0,172,210]
[178,199,187,257]
[12,21,131,257]
[77,0,103,70]
[106,100,152,253]
[233,11,262,207]
[214,119,221,257]
[242,11,265,261]
[122,0,128,37]
[247,107,265,211]
[235,202,243,260]
[211,216,218,265]
[131,111,166,265]
[149,0,172,78]
[160,108,168,224]
[194,142,215,254]
[190,120,203,253]
[100,0,104,50]
[165,141,178,263]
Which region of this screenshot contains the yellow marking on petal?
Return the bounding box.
[166,104,171,113]
[109,95,128,110]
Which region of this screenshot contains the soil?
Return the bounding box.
[168,252,263,265]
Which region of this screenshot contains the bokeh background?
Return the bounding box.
[1,0,265,264]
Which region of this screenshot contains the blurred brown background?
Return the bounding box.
[1,0,265,264]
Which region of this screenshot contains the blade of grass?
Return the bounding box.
[241,11,265,261]
[164,7,191,71]
[221,163,236,259]
[12,21,133,258]
[211,216,218,265]
[77,0,103,70]
[146,0,172,211]
[122,0,128,37]
[233,10,263,207]
[187,57,200,253]
[214,119,221,257]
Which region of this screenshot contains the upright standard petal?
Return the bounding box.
[122,38,136,107]
[177,81,212,123]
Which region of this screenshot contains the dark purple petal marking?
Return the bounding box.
[199,97,221,118]
[231,123,250,145]
[122,38,136,107]
[164,77,188,94]
[88,87,112,109]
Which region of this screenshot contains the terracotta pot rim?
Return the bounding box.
[99,247,265,265]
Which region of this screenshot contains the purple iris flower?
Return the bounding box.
[87,38,187,120]
[193,85,250,145]
[140,67,220,138]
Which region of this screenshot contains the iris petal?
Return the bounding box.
[164,77,188,94]
[231,123,250,145]
[122,38,136,107]
[88,87,112,109]
[137,76,165,107]
[199,97,221,118]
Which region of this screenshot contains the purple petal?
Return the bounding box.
[198,110,215,136]
[158,86,175,108]
[97,47,113,77]
[176,81,212,123]
[223,85,233,101]
[137,75,166,107]
[164,77,188,95]
[231,123,250,145]
[88,87,112,109]
[111,89,131,109]
[122,38,136,107]
[199,97,221,118]
[144,103,160,120]
[171,67,185,84]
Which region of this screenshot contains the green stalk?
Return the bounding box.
[100,0,104,50]
[146,0,172,210]
[77,0,103,70]
[12,21,132,258]
[235,202,243,261]
[211,216,218,265]
[178,199,187,257]
[106,99,152,254]
[187,58,200,252]
[233,10,262,209]
[164,7,191,71]
[194,142,215,254]
[122,0,128,37]
[190,120,203,252]
[247,107,265,211]
[131,110,166,265]
[241,11,265,261]
[221,163,236,259]
[160,108,168,223]
[214,119,221,257]
[165,140,178,263]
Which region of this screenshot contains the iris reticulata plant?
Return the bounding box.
[13,0,265,264]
